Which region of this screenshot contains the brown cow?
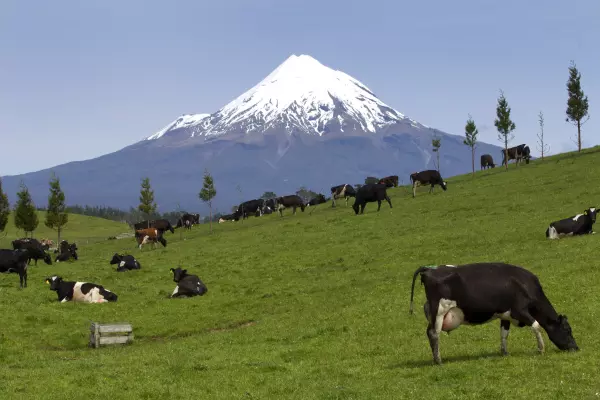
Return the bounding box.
[378,175,399,188]
[135,228,167,250]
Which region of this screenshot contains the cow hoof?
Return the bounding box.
[501,351,509,356]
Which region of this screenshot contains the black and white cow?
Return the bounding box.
[501,144,531,166]
[307,194,327,206]
[169,267,208,298]
[12,238,52,265]
[55,240,78,262]
[276,195,306,216]
[0,249,29,288]
[409,263,579,365]
[480,154,495,170]
[234,199,264,220]
[409,170,447,198]
[110,253,141,272]
[218,213,236,223]
[176,213,200,230]
[45,275,118,303]
[330,184,356,208]
[352,183,392,215]
[546,207,597,239]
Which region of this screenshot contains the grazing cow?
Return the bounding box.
[546,207,597,239]
[410,170,447,198]
[218,214,236,223]
[501,144,531,166]
[55,240,78,262]
[307,194,327,206]
[276,195,306,216]
[330,184,357,208]
[176,213,200,230]
[352,183,392,215]
[12,238,52,265]
[379,175,399,188]
[170,267,208,298]
[409,263,579,365]
[45,276,118,303]
[234,199,264,220]
[135,228,167,250]
[263,198,276,213]
[0,249,29,288]
[134,219,175,234]
[110,253,141,272]
[480,154,495,170]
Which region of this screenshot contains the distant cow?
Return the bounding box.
[234,199,264,220]
[409,263,579,365]
[379,175,399,188]
[45,275,118,303]
[352,183,392,215]
[330,184,357,208]
[170,267,208,298]
[218,214,236,223]
[55,240,78,262]
[410,170,447,198]
[0,249,29,288]
[40,238,54,250]
[12,238,52,265]
[134,219,175,234]
[276,195,306,216]
[307,194,327,206]
[546,207,597,239]
[110,253,141,272]
[480,154,495,170]
[501,144,531,166]
[176,213,200,230]
[135,228,167,250]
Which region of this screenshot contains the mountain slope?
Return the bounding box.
[2,54,503,213]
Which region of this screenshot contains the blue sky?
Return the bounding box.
[2,0,598,175]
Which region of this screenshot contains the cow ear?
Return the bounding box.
[169,268,174,273]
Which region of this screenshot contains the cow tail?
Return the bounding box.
[410,266,431,314]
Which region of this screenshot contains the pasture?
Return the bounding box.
[2,148,600,399]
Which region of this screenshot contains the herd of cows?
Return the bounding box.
[1,141,597,365]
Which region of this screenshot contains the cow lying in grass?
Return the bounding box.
[546,207,597,239]
[409,263,579,365]
[170,267,207,298]
[45,276,118,303]
[55,240,78,262]
[110,253,141,272]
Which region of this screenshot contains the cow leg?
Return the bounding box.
[293,206,297,215]
[412,183,417,198]
[429,184,434,194]
[426,298,443,364]
[500,320,511,355]
[345,196,349,207]
[360,203,366,214]
[509,306,545,353]
[377,200,382,211]
[385,195,392,208]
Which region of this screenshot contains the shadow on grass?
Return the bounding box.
[387,350,534,369]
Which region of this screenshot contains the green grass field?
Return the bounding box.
[2,148,600,399]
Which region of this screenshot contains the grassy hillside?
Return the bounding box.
[2,148,600,399]
[0,211,130,248]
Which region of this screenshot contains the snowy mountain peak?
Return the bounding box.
[147,54,422,141]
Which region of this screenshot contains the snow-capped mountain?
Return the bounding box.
[2,54,503,213]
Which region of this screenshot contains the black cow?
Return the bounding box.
[45,275,118,303]
[176,213,200,230]
[0,249,29,288]
[12,238,52,265]
[501,144,531,166]
[276,195,306,216]
[480,154,495,170]
[234,199,264,220]
[218,214,236,223]
[410,170,447,198]
[546,207,597,239]
[55,240,78,262]
[134,219,175,234]
[110,253,141,272]
[170,267,208,298]
[379,175,399,188]
[263,198,276,213]
[352,183,392,215]
[409,263,579,365]
[307,194,327,206]
[330,184,356,208]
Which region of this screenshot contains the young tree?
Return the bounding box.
[296,186,318,203]
[0,177,9,235]
[566,61,590,152]
[260,191,277,200]
[138,177,156,227]
[463,114,479,176]
[537,111,549,160]
[432,136,441,172]
[14,181,38,237]
[44,173,68,244]
[494,90,516,170]
[199,169,217,233]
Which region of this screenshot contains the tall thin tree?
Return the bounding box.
[432,136,441,172]
[0,177,9,236]
[566,61,590,152]
[45,173,69,244]
[138,177,157,228]
[494,90,516,170]
[463,114,479,176]
[537,111,549,160]
[14,181,38,237]
[199,169,217,233]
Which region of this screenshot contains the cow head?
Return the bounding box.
[43,252,52,265]
[441,181,448,191]
[168,222,175,234]
[352,202,360,215]
[545,314,579,351]
[585,207,598,223]
[170,267,187,282]
[110,253,123,265]
[45,276,62,291]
